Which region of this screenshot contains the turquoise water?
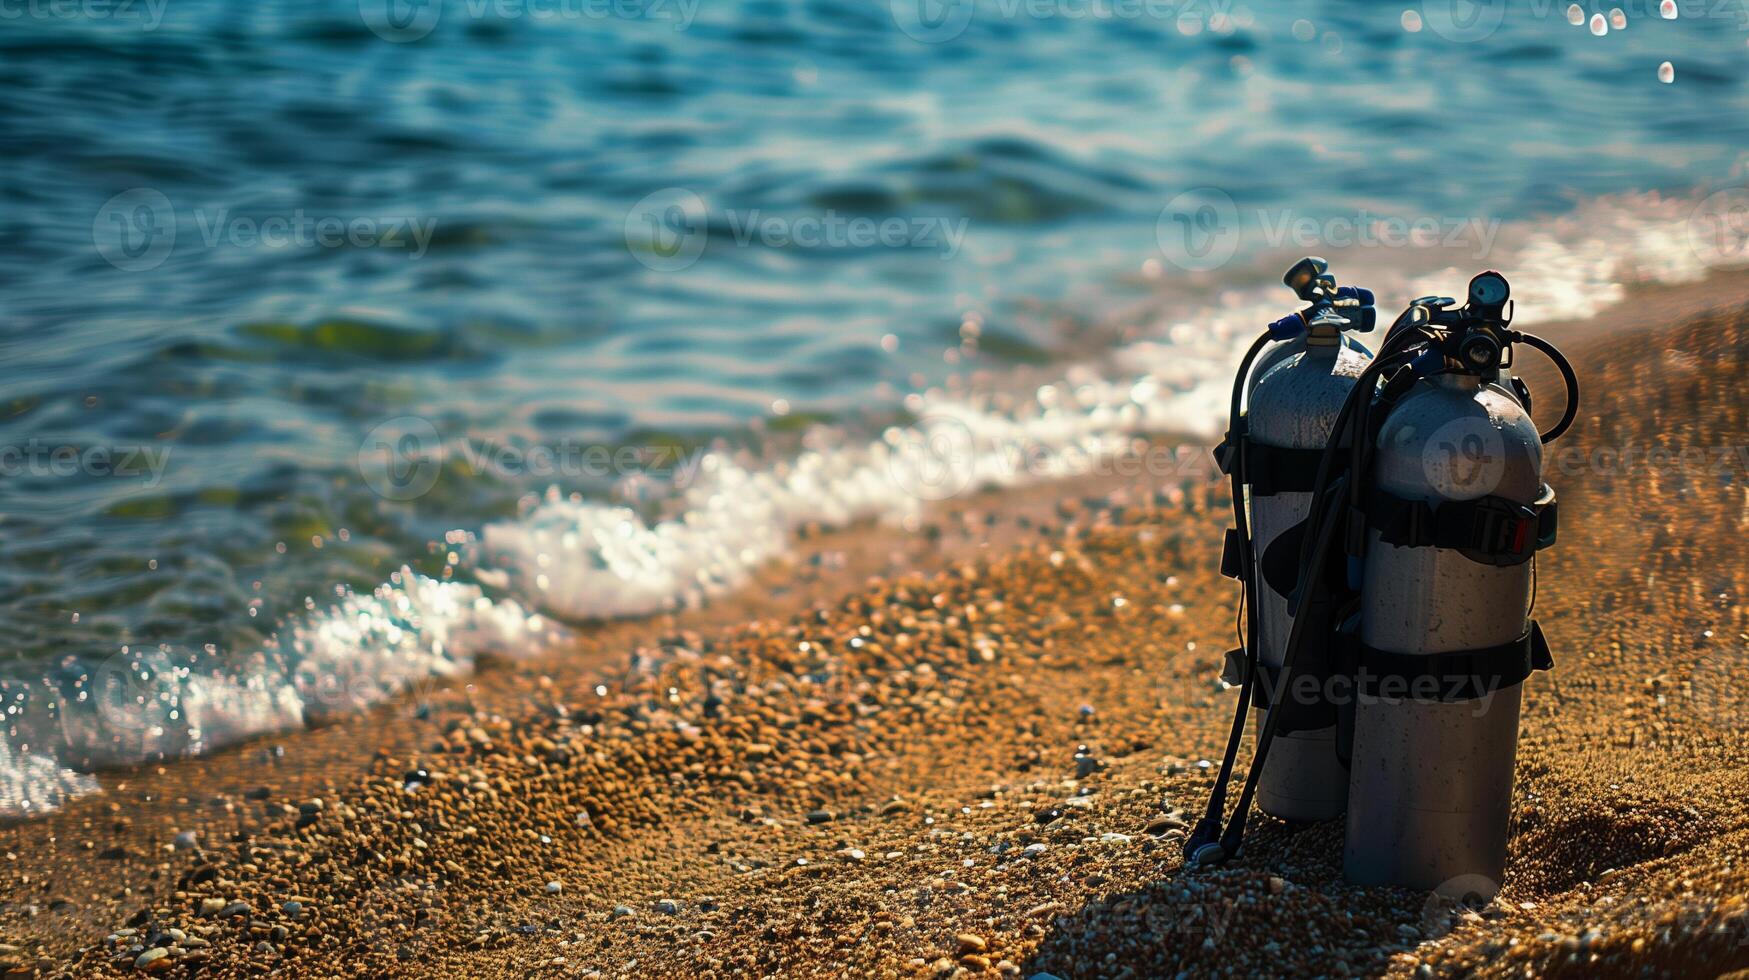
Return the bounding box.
[2,0,1746,810]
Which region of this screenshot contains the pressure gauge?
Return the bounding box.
[1468,271,1510,308]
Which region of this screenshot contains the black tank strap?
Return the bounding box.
[1212,425,1325,498]
[1244,443,1325,497]
[1366,484,1557,566]
[1356,621,1553,702]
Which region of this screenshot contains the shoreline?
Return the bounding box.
[3,275,1748,978]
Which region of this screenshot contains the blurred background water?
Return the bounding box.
[2,0,1746,811]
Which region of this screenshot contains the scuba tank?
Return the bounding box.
[1187,270,1580,883]
[1205,258,1378,833]
[1342,272,1574,896]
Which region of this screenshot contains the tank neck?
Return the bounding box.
[1304,323,1341,349]
[1433,372,1485,390]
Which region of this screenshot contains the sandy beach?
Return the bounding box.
[3,278,1748,979]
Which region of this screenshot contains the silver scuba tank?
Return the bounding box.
[1237,258,1375,823]
[1341,272,1566,896]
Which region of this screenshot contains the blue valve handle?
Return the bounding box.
[1267,284,1377,339]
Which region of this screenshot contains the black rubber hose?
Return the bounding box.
[1513,331,1580,444]
[1185,330,1273,861]
[1219,486,1349,856]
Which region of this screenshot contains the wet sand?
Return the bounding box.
[3,278,1748,979]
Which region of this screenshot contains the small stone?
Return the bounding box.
[956,933,987,955]
[134,947,170,971]
[172,831,198,851]
[1022,843,1048,857]
[1268,876,1286,896]
[612,905,634,918]
[805,809,835,824]
[654,899,680,914]
[281,901,303,919]
[545,881,563,895]
[1144,814,1187,836]
[198,898,227,917]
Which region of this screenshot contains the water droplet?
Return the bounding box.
[1660,0,1677,18]
[1566,3,1584,25]
[1590,12,1608,34]
[1401,9,1423,32]
[1610,7,1627,29]
[1659,61,1675,83]
[1291,18,1315,41]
